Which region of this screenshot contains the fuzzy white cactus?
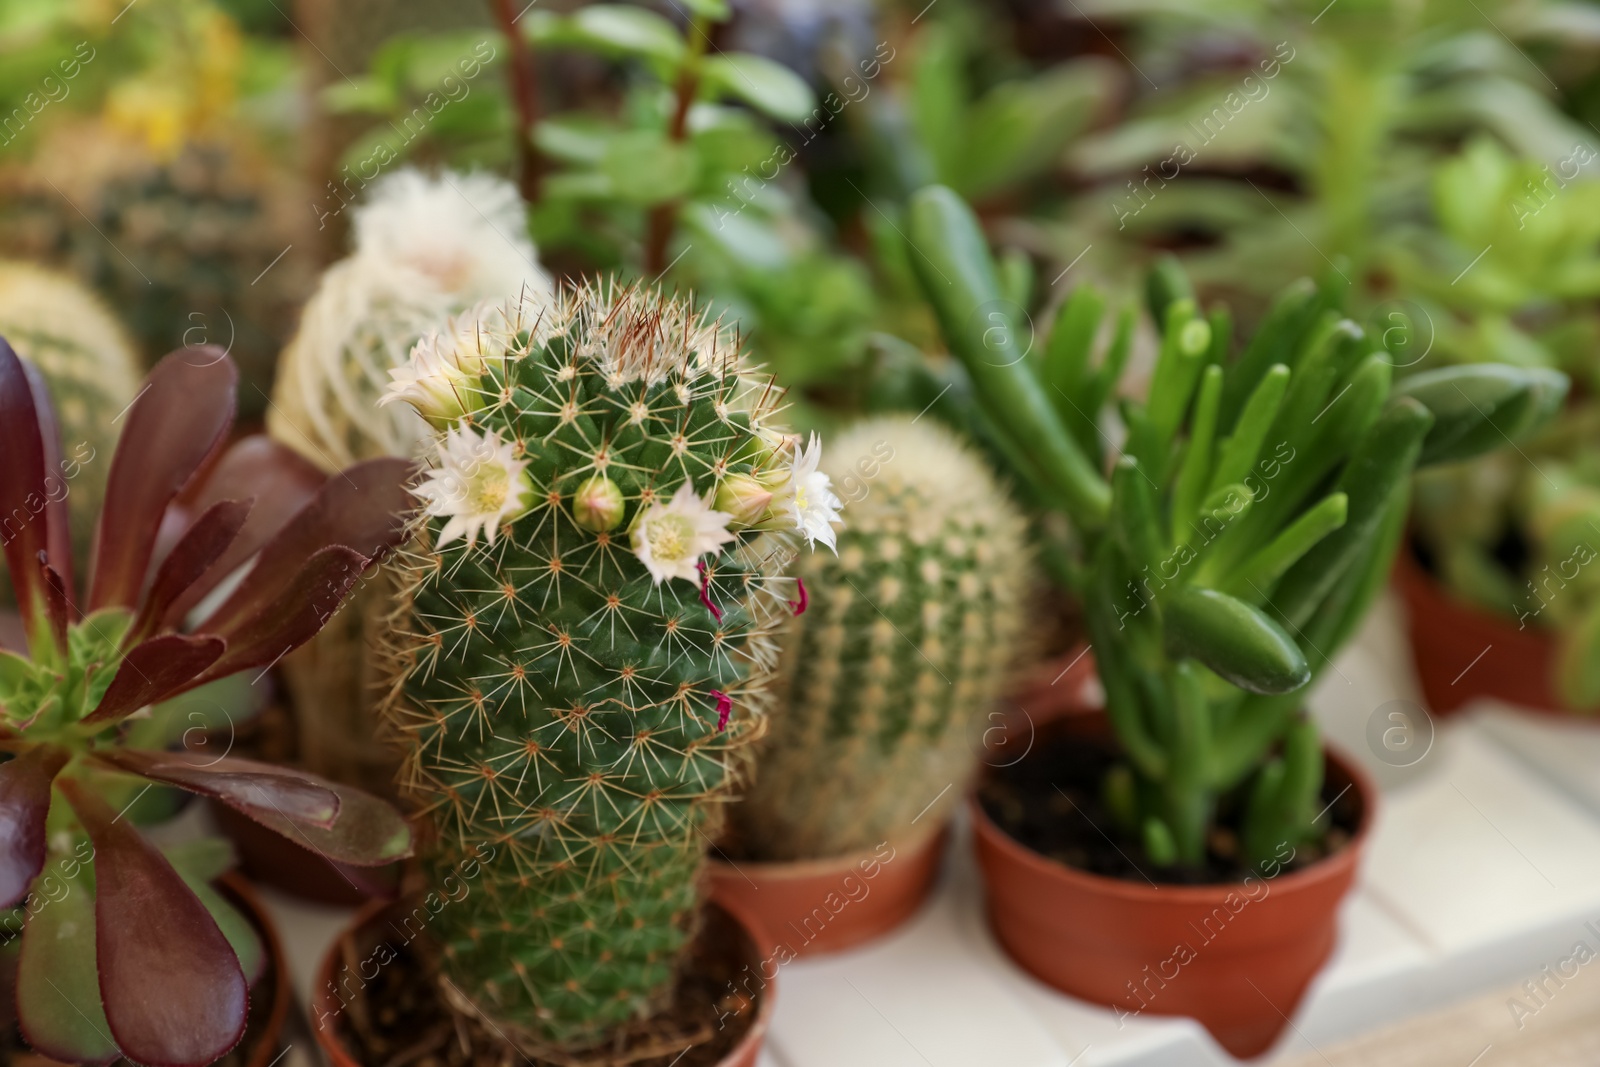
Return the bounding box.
[268,168,553,470]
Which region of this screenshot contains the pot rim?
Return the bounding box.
[970,739,1378,904]
[705,817,947,882]
[1393,537,1556,646]
[218,871,293,1067]
[311,894,776,1067]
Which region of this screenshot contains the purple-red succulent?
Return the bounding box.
[0,339,415,1066]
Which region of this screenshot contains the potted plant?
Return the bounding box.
[0,340,414,1065]
[1389,137,1600,715]
[712,414,1036,957]
[313,283,838,1065]
[902,185,1565,1056]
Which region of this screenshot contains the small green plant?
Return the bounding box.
[0,341,412,1066]
[735,414,1034,861]
[904,185,1564,869]
[379,283,838,1053]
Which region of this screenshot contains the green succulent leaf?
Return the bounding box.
[701,53,816,124]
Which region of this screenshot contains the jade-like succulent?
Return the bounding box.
[904,185,1565,869]
[0,341,413,1067]
[736,415,1034,861]
[379,284,838,1053]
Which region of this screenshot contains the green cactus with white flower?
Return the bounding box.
[735,415,1034,861]
[379,283,839,1054]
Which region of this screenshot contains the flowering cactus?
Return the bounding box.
[0,341,414,1067]
[380,284,839,1053]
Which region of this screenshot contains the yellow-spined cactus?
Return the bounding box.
[735,415,1036,861]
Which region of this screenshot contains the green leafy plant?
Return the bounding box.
[734,414,1034,861]
[379,283,836,1053]
[903,185,1564,869]
[0,341,413,1065]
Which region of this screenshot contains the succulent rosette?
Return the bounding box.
[0,340,415,1066]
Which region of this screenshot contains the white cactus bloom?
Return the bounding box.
[415,424,533,548]
[787,432,844,552]
[380,301,509,426]
[630,482,737,586]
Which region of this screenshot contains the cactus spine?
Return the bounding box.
[269,170,550,793]
[736,416,1033,861]
[382,285,802,1054]
[0,261,140,580]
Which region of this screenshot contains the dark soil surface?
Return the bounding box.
[330,905,762,1067]
[978,725,1360,886]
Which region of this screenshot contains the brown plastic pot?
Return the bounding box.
[707,822,947,960]
[211,799,399,906]
[312,896,775,1067]
[1393,545,1564,716]
[972,719,1375,1060]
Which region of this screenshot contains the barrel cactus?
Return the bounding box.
[269,168,551,472]
[735,415,1033,861]
[0,261,140,581]
[379,284,839,1053]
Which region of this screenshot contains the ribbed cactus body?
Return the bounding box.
[384,287,794,1052]
[737,417,1032,862]
[0,262,140,578]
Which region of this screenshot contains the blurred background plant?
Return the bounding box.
[0,0,312,415]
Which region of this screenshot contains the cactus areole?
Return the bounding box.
[0,340,415,1067]
[381,284,838,1056]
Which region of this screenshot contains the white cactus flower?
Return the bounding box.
[630,482,737,586]
[415,424,533,548]
[787,432,844,552]
[380,302,509,426]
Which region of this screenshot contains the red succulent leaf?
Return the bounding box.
[16,862,119,1065]
[92,750,341,830]
[39,562,70,656]
[0,745,68,908]
[193,545,369,686]
[0,338,54,654]
[164,437,326,626]
[89,347,236,613]
[81,634,226,727]
[58,777,247,1067]
[125,498,252,646]
[197,457,414,637]
[22,361,74,604]
[224,774,413,867]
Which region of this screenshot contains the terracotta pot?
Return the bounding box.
[312,896,775,1067]
[972,719,1375,1060]
[222,871,295,1067]
[1007,641,1100,723]
[707,822,947,959]
[1393,545,1564,716]
[211,799,399,906]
